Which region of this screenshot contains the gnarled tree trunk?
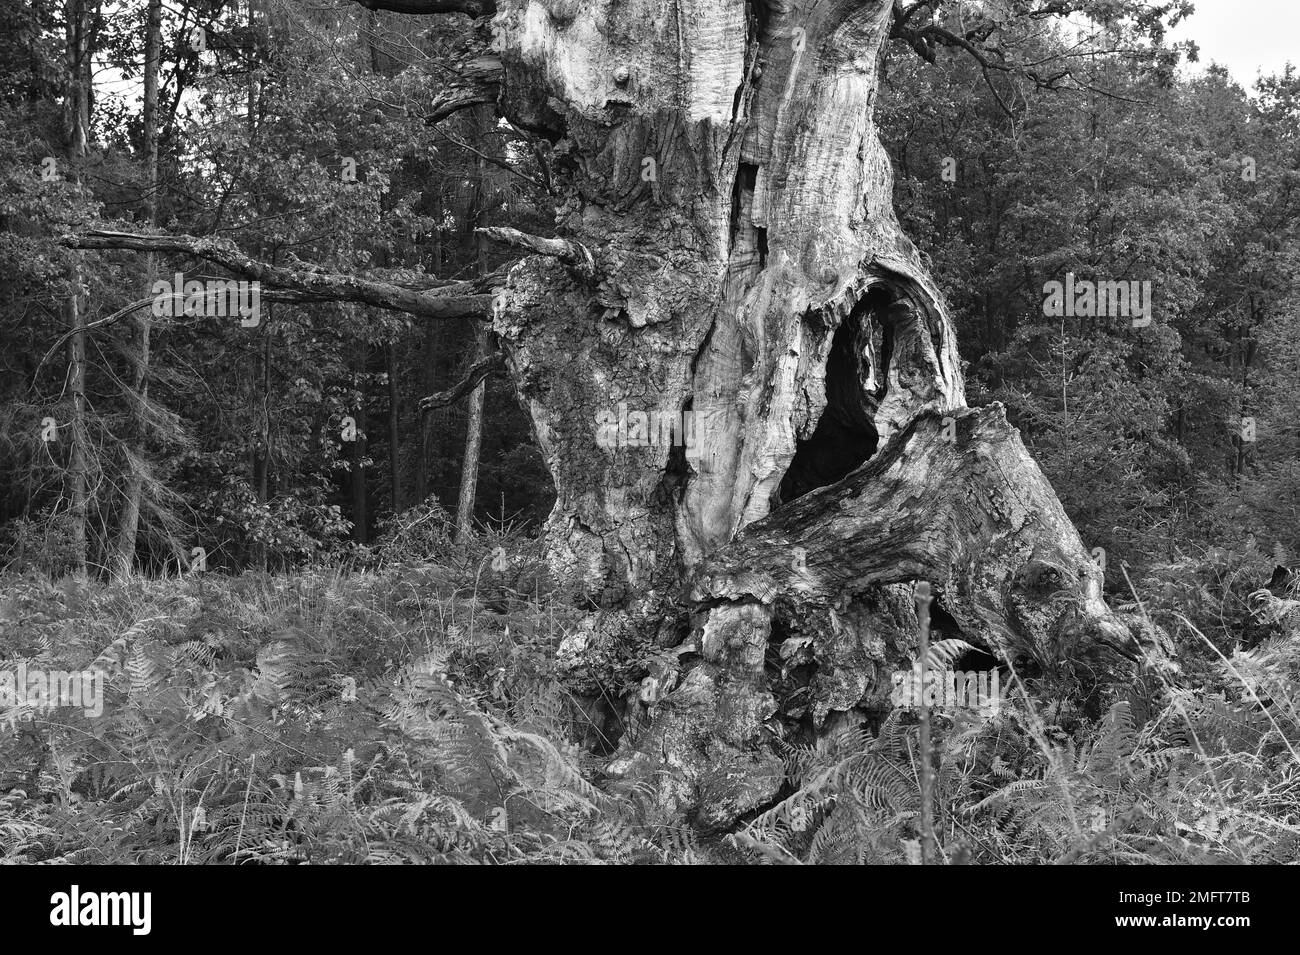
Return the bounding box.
[71,0,1141,828]
[486,0,1134,825]
[494,0,966,594]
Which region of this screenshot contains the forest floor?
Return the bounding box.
[1,529,1298,864]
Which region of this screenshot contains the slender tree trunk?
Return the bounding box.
[65,298,88,575]
[454,105,493,542]
[454,327,486,541]
[1234,323,1257,480]
[416,320,436,504]
[64,0,94,577]
[387,344,402,513]
[256,331,271,503]
[362,18,403,520]
[351,342,369,544]
[245,0,273,570]
[110,0,161,579]
[416,193,444,506]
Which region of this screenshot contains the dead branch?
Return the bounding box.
[62,230,492,320]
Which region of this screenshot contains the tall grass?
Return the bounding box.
[2,539,1296,864]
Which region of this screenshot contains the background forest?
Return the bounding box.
[1,0,1299,864]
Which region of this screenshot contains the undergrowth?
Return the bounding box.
[0,531,689,864]
[733,565,1300,865]
[2,537,1297,864]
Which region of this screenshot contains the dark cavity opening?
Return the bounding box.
[930,597,1002,673]
[729,163,759,254]
[777,288,893,504]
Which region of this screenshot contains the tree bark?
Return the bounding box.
[420,353,502,411]
[415,189,447,506]
[387,344,403,513]
[454,329,486,542]
[479,0,1132,824]
[73,0,1140,826]
[455,104,495,542]
[351,341,369,544]
[486,0,968,597]
[603,406,1136,826]
[63,0,96,577]
[111,0,162,579]
[63,230,495,319]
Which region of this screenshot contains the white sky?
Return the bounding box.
[1173,0,1298,86]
